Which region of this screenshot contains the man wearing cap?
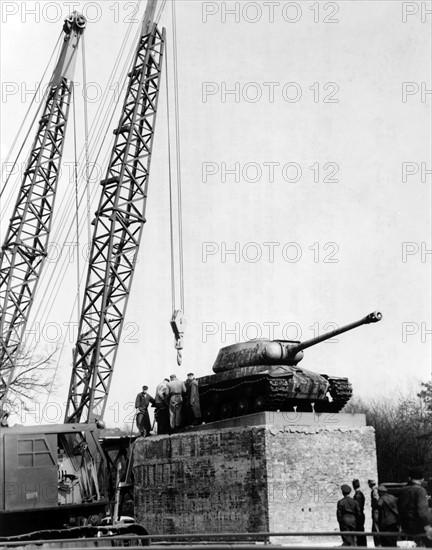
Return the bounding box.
[368,479,381,546]
[337,484,361,546]
[184,373,201,426]
[398,468,432,547]
[376,485,399,547]
[135,385,155,436]
[167,374,186,431]
[353,479,367,546]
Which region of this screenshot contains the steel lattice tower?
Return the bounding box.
[65,18,165,423]
[0,13,86,407]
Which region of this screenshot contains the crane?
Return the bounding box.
[0,12,87,414]
[0,1,166,537]
[65,0,165,425]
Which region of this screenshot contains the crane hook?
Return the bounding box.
[170,310,185,367]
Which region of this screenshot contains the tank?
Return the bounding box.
[198,311,382,422]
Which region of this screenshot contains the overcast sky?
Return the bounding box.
[1,0,431,427]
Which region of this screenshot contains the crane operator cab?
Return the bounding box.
[0,422,108,535]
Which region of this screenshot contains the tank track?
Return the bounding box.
[326,377,353,412]
[201,375,346,420]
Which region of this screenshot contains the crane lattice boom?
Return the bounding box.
[65,17,165,424]
[0,12,86,407]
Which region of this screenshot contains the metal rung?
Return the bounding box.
[113,125,131,135]
[100,177,120,186]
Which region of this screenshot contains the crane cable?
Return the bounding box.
[0,32,63,209]
[172,0,185,314]
[72,84,81,320]
[165,1,186,366]
[81,33,92,246]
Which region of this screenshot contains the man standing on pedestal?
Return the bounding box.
[135,385,155,436]
[154,378,170,434]
[167,374,186,432]
[185,373,201,426]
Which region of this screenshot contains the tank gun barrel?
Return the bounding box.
[294,310,382,353]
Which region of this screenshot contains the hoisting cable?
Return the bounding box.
[81,33,92,246]
[166,51,177,315]
[165,5,186,367]
[0,32,62,206]
[156,0,167,24]
[172,0,185,314]
[72,83,81,318]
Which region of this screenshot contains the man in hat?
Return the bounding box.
[135,385,155,436]
[376,485,399,547]
[184,373,201,426]
[353,479,367,546]
[337,484,361,546]
[398,468,432,547]
[368,479,381,546]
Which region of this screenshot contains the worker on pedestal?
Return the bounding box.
[135,385,155,436]
[167,374,186,432]
[185,373,201,426]
[154,378,170,434]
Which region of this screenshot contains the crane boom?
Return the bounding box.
[0,12,86,409]
[65,10,165,424]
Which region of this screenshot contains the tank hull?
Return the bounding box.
[197,365,352,422]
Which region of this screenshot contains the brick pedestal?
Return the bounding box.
[133,412,377,541]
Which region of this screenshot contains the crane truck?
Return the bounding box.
[0,1,165,540]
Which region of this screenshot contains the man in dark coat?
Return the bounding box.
[337,484,361,546]
[376,485,399,547]
[368,479,381,546]
[353,479,367,546]
[135,385,155,436]
[154,378,170,434]
[398,468,432,547]
[184,373,201,426]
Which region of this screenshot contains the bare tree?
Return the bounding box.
[0,346,58,416]
[343,384,432,481]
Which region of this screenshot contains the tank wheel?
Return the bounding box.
[236,398,250,416]
[219,401,233,419]
[253,395,266,412]
[202,404,217,423]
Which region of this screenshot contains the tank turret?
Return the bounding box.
[198,311,382,422]
[213,310,382,372]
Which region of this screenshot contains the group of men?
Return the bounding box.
[337,470,432,547]
[134,373,201,436]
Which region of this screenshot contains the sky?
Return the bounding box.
[0,0,431,428]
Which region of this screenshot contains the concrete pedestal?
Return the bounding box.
[133,412,377,542]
